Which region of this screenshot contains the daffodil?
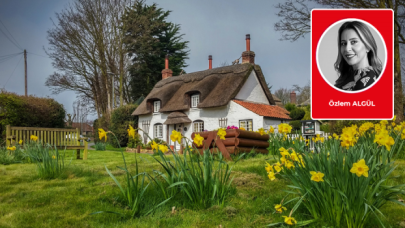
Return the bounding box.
[265,162,273,173]
[333,133,339,140]
[350,159,369,177]
[273,162,282,172]
[193,134,204,147]
[274,204,287,213]
[98,128,107,142]
[380,120,388,126]
[374,129,395,151]
[127,125,136,139]
[7,146,16,151]
[170,130,182,144]
[278,123,292,134]
[217,128,226,140]
[285,160,294,169]
[151,141,159,151]
[310,171,325,182]
[52,155,56,159]
[279,147,290,158]
[240,127,246,130]
[258,128,265,136]
[268,171,276,181]
[159,144,168,153]
[30,135,38,141]
[282,216,297,225]
[19,140,23,145]
[269,126,275,134]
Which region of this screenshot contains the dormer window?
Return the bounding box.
[191,94,200,108]
[154,101,160,113]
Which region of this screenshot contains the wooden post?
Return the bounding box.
[83,140,88,160]
[76,128,81,159]
[137,145,141,153]
[6,125,11,147]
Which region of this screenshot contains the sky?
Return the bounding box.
[0,0,311,121]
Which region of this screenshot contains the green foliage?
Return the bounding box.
[284,103,296,112]
[289,120,301,131]
[123,1,189,101]
[302,105,312,120]
[290,108,305,120]
[0,91,66,139]
[109,104,138,148]
[94,142,106,151]
[127,134,142,148]
[0,146,24,165]
[22,142,70,179]
[152,146,240,209]
[320,123,330,133]
[330,120,379,134]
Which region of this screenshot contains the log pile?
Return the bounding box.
[191,129,269,160]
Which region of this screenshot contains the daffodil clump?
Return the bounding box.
[267,118,405,227]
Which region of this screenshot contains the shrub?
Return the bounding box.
[127,133,142,148]
[289,120,301,131]
[289,108,305,120]
[109,104,138,148]
[0,146,24,165]
[284,103,296,112]
[320,123,330,133]
[94,142,106,151]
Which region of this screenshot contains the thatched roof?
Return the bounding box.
[132,63,275,115]
[163,112,192,125]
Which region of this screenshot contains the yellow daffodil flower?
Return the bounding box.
[333,133,339,140]
[52,155,56,159]
[269,126,275,134]
[151,141,158,151]
[278,123,292,134]
[217,128,226,140]
[273,162,282,172]
[285,160,295,169]
[19,140,23,145]
[258,128,265,136]
[279,147,290,158]
[159,144,168,153]
[30,135,38,141]
[268,171,276,181]
[240,127,246,131]
[328,136,332,139]
[193,134,204,147]
[282,216,297,225]
[98,128,107,142]
[374,129,395,151]
[7,146,16,151]
[392,122,396,127]
[310,171,325,182]
[265,162,273,173]
[274,204,287,213]
[380,120,388,126]
[350,159,369,177]
[170,130,182,144]
[127,125,136,139]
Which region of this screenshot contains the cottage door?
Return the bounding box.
[175,124,182,151]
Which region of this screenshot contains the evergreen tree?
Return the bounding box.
[123,1,189,101]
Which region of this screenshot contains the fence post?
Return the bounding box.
[83,140,88,160]
[76,128,81,159]
[6,125,10,146]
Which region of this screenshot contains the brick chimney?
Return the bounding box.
[208,55,212,69]
[242,34,255,64]
[162,54,173,79]
[290,91,296,105]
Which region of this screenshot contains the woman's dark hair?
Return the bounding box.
[334,21,382,88]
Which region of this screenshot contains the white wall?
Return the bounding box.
[263,117,283,133]
[137,101,264,146]
[234,70,269,105]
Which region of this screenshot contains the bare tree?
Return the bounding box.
[275,0,405,122]
[292,81,310,104]
[274,87,293,105]
[45,0,134,119]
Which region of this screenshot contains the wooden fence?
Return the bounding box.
[6,125,87,159]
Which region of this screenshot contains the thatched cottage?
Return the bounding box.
[132,35,291,149]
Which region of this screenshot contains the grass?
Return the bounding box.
[1,150,405,227]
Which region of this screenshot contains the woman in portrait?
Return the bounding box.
[334,21,382,91]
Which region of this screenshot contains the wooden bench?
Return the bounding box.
[5,125,88,159]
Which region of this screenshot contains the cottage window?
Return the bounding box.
[239,119,253,131]
[154,123,163,138]
[219,118,227,128]
[193,120,204,132]
[191,94,200,108]
[153,101,160,113]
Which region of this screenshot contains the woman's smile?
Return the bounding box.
[340,28,369,70]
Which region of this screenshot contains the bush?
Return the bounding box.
[127,133,142,148]
[109,104,138,148]
[0,90,66,140]
[0,146,24,165]
[289,108,305,120]
[289,120,301,131]
[94,142,106,151]
[147,138,166,148]
[320,123,330,133]
[284,103,296,112]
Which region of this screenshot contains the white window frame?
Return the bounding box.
[191,94,200,108]
[193,120,204,133]
[154,124,163,138]
[239,119,253,131]
[153,101,160,113]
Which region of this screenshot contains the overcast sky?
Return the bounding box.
[0,0,310,121]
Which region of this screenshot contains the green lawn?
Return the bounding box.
[1,150,405,228]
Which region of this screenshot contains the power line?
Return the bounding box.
[0,18,23,50]
[3,54,23,87]
[0,52,22,58]
[27,51,48,58]
[0,52,22,64]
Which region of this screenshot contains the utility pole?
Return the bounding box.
[24,49,27,96]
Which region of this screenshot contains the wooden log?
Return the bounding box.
[237,138,269,148]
